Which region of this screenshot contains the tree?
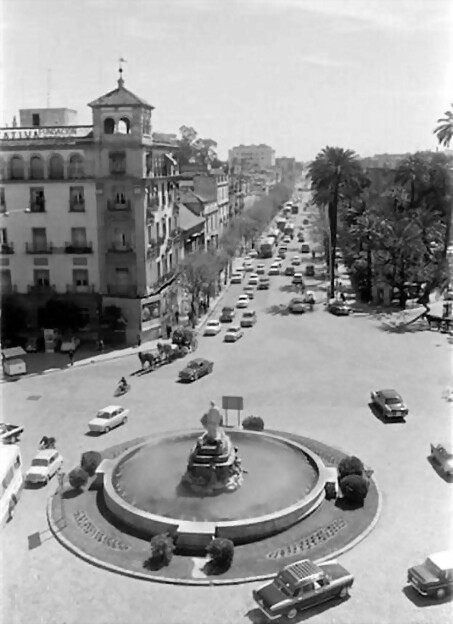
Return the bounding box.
[179,251,220,322]
[81,451,102,477]
[1,297,28,340]
[242,415,264,431]
[149,533,175,566]
[338,456,364,480]
[177,126,222,168]
[339,474,369,506]
[68,467,89,491]
[434,104,453,147]
[219,223,241,283]
[206,538,234,570]
[308,147,366,298]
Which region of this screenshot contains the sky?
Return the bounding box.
[1,0,452,161]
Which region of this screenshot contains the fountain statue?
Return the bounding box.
[181,401,244,494]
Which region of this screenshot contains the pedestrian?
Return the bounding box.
[340,292,346,302]
[166,324,172,340]
[68,349,74,366]
[98,338,104,352]
[175,310,179,325]
[136,334,141,347]
[312,250,315,260]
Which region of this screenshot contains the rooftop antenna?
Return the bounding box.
[46,69,52,107]
[118,57,127,87]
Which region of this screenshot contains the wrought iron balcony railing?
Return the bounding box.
[25,242,53,254]
[64,242,93,254]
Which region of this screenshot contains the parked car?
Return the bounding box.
[224,326,244,342]
[256,263,266,275]
[249,249,258,258]
[278,249,287,259]
[407,551,453,599]
[240,310,257,327]
[243,260,254,272]
[0,423,24,444]
[283,236,291,244]
[268,264,280,276]
[248,273,259,286]
[25,449,63,485]
[257,277,270,290]
[236,295,249,309]
[291,256,301,266]
[88,405,129,434]
[220,306,235,322]
[305,264,315,276]
[203,320,221,336]
[243,286,255,300]
[429,443,453,477]
[253,558,354,621]
[285,265,295,276]
[292,273,304,287]
[179,358,213,382]
[230,272,243,284]
[288,297,306,314]
[301,243,310,253]
[370,389,408,419]
[327,300,351,316]
[298,233,305,242]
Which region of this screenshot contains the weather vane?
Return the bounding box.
[118,57,127,83]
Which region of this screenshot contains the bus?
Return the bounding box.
[0,445,23,527]
[259,237,274,259]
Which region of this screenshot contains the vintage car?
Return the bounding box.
[305,264,315,277]
[243,260,254,272]
[220,306,235,322]
[240,310,257,328]
[370,389,408,419]
[88,405,129,434]
[256,263,266,275]
[224,326,244,342]
[236,295,250,309]
[25,449,63,485]
[288,297,306,314]
[203,320,222,336]
[327,300,351,316]
[257,277,270,290]
[0,423,24,444]
[429,443,453,477]
[268,264,280,276]
[178,358,214,382]
[285,265,295,276]
[230,272,243,284]
[407,551,453,599]
[292,273,304,287]
[291,256,301,266]
[248,273,259,286]
[249,249,258,258]
[301,243,310,253]
[243,286,255,300]
[253,558,354,620]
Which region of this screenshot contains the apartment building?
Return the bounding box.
[228,144,275,170]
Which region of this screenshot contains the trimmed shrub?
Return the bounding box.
[242,415,264,431]
[68,467,89,490]
[338,455,364,480]
[81,451,102,477]
[206,538,234,570]
[149,533,175,566]
[339,474,369,505]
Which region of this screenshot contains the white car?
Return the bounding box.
[88,405,129,434]
[256,264,266,275]
[268,264,280,276]
[249,249,258,258]
[230,272,243,284]
[243,286,255,299]
[291,256,301,266]
[248,273,259,285]
[25,449,63,485]
[283,236,291,244]
[243,261,254,272]
[236,295,249,309]
[273,258,282,267]
[224,326,244,342]
[204,320,222,336]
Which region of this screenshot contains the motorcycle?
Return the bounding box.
[114,382,130,397]
[39,436,56,450]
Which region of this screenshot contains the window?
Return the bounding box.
[71,228,87,246]
[109,152,126,174]
[32,228,47,251]
[0,158,5,181]
[48,154,64,179]
[29,156,45,180]
[69,186,85,211]
[30,188,45,212]
[117,117,131,134]
[34,269,50,286]
[0,228,7,244]
[10,156,24,180]
[73,269,89,286]
[0,188,5,213]
[32,113,40,127]
[115,268,129,289]
[68,154,84,179]
[0,269,12,291]
[104,118,115,134]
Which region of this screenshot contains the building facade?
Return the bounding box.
[0,74,185,345]
[228,144,275,170]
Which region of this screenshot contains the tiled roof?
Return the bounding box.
[179,203,204,232]
[88,81,154,109]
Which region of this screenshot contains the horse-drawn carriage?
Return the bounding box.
[138,341,187,371]
[171,327,198,352]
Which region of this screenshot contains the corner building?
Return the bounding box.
[0,75,184,345]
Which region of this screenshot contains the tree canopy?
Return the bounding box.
[434,103,453,147]
[177,126,223,168]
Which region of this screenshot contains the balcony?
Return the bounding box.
[29,201,46,213]
[25,242,53,254]
[170,227,183,242]
[28,283,56,294]
[65,242,93,254]
[69,200,85,212]
[106,284,138,297]
[66,284,95,294]
[107,199,131,211]
[0,242,14,254]
[147,197,160,211]
[107,243,134,253]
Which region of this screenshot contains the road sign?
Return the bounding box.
[222,396,244,427]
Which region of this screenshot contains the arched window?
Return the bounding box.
[29,155,45,180]
[117,117,131,135]
[104,118,115,134]
[10,156,25,180]
[48,154,64,179]
[0,158,5,181]
[68,154,85,179]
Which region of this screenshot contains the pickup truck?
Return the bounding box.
[0,423,24,444]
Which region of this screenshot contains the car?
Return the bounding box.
[25,449,63,485]
[407,551,453,599]
[220,306,235,322]
[236,295,249,309]
[0,423,24,444]
[256,264,266,275]
[179,358,214,382]
[370,389,409,419]
[283,236,291,244]
[327,300,351,316]
[240,310,257,327]
[203,320,222,336]
[303,219,309,225]
[230,272,243,284]
[291,256,301,266]
[298,233,305,242]
[243,286,255,299]
[305,264,315,276]
[248,273,259,286]
[429,443,453,477]
[292,273,304,286]
[224,326,244,342]
[243,260,254,272]
[88,405,129,433]
[301,243,310,253]
[253,558,354,621]
[285,265,296,276]
[278,249,287,259]
[257,276,270,290]
[288,297,306,314]
[303,290,316,304]
[249,249,258,258]
[268,264,280,276]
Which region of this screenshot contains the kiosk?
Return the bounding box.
[2,347,27,376]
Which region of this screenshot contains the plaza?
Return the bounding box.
[1,203,452,624]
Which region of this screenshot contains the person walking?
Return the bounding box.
[68,348,75,366]
[136,334,141,347]
[166,323,172,340]
[175,310,179,325]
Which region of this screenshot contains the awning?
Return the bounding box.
[179,203,204,234]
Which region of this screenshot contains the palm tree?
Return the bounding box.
[434,104,453,147]
[395,153,430,208]
[308,147,364,298]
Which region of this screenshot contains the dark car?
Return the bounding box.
[288,297,306,314]
[219,306,235,322]
[253,558,354,621]
[257,277,270,290]
[407,551,453,599]
[285,266,295,276]
[327,300,351,316]
[305,264,315,277]
[178,358,213,383]
[370,389,409,419]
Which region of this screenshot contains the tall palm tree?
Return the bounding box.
[434,104,453,147]
[395,153,430,209]
[308,147,364,298]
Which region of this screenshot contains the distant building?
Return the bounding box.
[228,144,275,170]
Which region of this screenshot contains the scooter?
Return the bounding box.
[114,383,130,397]
[39,436,56,450]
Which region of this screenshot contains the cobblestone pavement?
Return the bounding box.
[1,214,452,624]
